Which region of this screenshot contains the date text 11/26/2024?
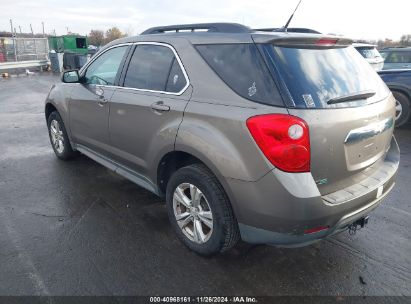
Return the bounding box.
[149,296,258,303]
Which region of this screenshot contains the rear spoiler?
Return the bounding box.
[252,34,352,48]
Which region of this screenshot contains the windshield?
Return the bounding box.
[262,45,389,108]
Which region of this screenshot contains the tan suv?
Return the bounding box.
[45,23,399,255]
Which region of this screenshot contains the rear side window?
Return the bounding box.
[384,51,411,63]
[195,44,283,106]
[124,44,187,93]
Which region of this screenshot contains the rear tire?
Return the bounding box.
[166,163,240,255]
[393,91,410,127]
[47,111,78,160]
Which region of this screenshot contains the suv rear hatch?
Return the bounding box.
[256,35,395,195]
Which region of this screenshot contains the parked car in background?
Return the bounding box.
[353,43,384,71]
[45,23,399,255]
[378,69,411,127]
[380,47,411,70]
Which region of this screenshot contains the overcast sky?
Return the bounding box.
[1,0,410,40]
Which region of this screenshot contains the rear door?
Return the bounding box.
[108,43,191,177]
[69,45,129,154]
[261,42,395,195]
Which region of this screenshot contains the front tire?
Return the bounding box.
[47,111,77,160]
[393,91,410,127]
[166,164,240,255]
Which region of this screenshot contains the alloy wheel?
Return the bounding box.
[50,119,64,153]
[395,99,403,121]
[172,183,213,244]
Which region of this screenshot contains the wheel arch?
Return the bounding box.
[156,149,240,219]
[387,85,411,101]
[45,102,58,120]
[44,99,74,147]
[390,87,411,125]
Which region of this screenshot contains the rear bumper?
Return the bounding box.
[228,136,399,246]
[239,181,394,247]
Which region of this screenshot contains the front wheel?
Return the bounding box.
[166,164,240,255]
[47,111,78,160]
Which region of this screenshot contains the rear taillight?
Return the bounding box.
[246,114,310,173]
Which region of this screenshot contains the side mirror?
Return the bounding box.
[62,70,80,83]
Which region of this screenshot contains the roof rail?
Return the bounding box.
[255,27,321,34]
[141,23,252,35]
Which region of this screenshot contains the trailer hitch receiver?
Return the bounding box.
[348,216,369,235]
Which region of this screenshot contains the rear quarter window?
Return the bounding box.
[195,44,283,106]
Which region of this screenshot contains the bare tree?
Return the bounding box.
[88,29,105,46]
[400,34,411,47]
[105,27,126,44]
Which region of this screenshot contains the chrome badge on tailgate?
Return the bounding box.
[344,117,394,171]
[344,117,394,145]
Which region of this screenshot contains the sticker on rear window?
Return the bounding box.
[173,74,179,85]
[248,82,257,97]
[302,94,315,108]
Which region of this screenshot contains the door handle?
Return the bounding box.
[95,86,108,106]
[151,101,170,112]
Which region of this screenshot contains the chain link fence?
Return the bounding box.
[0,37,49,63]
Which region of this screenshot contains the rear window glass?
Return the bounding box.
[124,44,187,93]
[356,47,381,59]
[262,45,389,108]
[195,44,283,106]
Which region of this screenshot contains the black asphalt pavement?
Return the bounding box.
[0,73,410,297]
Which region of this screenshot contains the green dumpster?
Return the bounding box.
[48,35,88,54]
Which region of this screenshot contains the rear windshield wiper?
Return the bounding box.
[327,90,376,105]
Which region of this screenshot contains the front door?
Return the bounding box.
[69,45,129,154]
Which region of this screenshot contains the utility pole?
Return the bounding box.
[30,24,38,60]
[42,22,49,60]
[10,19,17,61]
[19,26,26,54]
[9,19,14,37]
